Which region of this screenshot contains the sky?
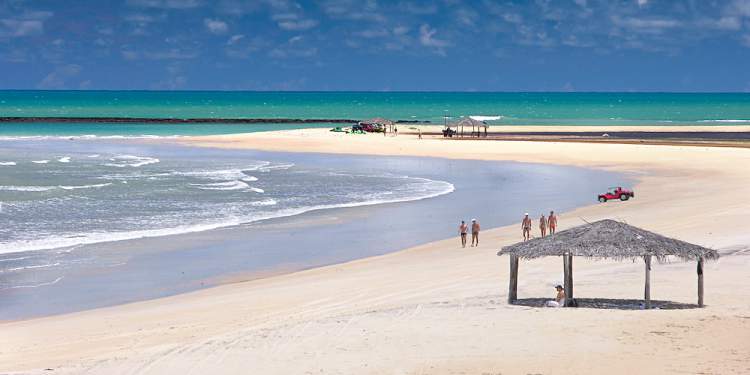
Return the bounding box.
[1,0,750,91]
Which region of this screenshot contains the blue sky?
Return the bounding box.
[1,0,749,91]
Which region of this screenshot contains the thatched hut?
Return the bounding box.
[452,117,487,137]
[497,219,718,308]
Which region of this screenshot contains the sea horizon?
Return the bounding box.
[2,91,750,137]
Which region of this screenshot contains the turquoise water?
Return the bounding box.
[2,91,750,136]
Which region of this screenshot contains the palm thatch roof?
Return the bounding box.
[497,219,718,262]
[451,117,486,128]
[361,117,395,126]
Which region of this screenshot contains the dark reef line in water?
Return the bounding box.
[0,117,432,124]
[0,117,359,124]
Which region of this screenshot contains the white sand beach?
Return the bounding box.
[2,129,750,374]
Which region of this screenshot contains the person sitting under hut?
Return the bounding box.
[545,285,565,307]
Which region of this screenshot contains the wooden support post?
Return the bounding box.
[508,254,519,303]
[697,256,704,308]
[644,255,652,309]
[564,254,574,306]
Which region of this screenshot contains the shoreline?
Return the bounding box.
[2,129,750,374]
[0,146,616,320]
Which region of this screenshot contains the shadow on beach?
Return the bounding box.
[511,298,700,310]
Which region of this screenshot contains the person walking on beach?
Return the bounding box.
[522,213,532,241]
[394,126,398,136]
[418,128,422,139]
[459,220,468,248]
[539,214,547,237]
[548,210,557,234]
[471,219,480,247]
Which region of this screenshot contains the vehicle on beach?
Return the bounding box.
[598,187,635,202]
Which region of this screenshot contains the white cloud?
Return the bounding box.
[37,64,82,89]
[121,48,198,60]
[611,16,680,34]
[127,0,202,9]
[227,34,245,45]
[0,19,44,37]
[637,0,648,7]
[502,13,522,24]
[419,24,450,48]
[711,16,741,30]
[356,29,390,38]
[269,46,318,58]
[204,18,228,34]
[393,26,409,35]
[0,11,53,37]
[277,19,318,31]
[321,0,385,22]
[726,0,750,17]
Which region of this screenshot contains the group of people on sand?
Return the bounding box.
[458,219,480,248]
[457,212,563,307]
[522,211,557,241]
[458,211,558,248]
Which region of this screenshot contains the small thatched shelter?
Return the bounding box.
[452,117,487,137]
[497,219,718,308]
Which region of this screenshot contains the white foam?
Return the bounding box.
[259,163,294,172]
[190,180,250,191]
[0,183,112,192]
[87,154,100,158]
[0,185,57,192]
[0,175,454,255]
[58,156,71,163]
[58,183,112,190]
[174,163,269,180]
[4,262,60,272]
[249,187,265,193]
[3,276,64,290]
[697,119,750,123]
[0,161,16,166]
[104,155,160,168]
[31,160,50,164]
[249,199,277,206]
[469,115,503,121]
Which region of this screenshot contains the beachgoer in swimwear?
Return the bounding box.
[471,219,480,247]
[459,220,468,248]
[539,214,547,237]
[522,213,532,241]
[548,211,557,234]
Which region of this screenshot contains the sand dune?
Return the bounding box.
[2,129,750,374]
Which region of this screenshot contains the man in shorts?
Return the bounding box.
[471,219,480,247]
[548,210,557,234]
[522,213,532,241]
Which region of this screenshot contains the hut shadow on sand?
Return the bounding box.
[497,219,719,309]
[511,298,699,310]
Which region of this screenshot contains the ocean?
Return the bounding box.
[1,91,750,137]
[0,140,453,255]
[0,141,627,318]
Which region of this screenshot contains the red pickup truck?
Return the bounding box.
[598,187,635,202]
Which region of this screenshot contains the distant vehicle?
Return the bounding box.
[598,187,635,202]
[357,122,386,133]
